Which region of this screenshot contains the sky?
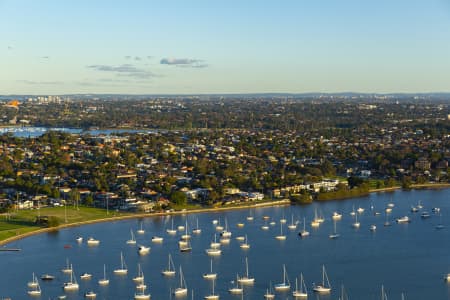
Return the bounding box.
[1,0,450,95]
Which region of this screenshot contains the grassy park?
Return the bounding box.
[0,206,132,243]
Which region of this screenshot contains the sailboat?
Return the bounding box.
[292,273,308,297]
[352,211,360,228]
[298,217,310,237]
[27,273,41,296]
[313,265,331,293]
[274,264,290,291]
[162,254,176,276]
[264,282,275,299]
[204,278,219,300]
[133,264,145,283]
[167,218,177,235]
[179,238,192,252]
[61,258,73,274]
[174,266,188,296]
[237,257,255,284]
[98,264,109,286]
[127,229,137,245]
[206,245,222,256]
[134,282,150,300]
[63,266,79,291]
[240,234,250,249]
[220,218,231,238]
[275,222,286,240]
[151,235,164,243]
[84,291,97,299]
[203,259,217,280]
[228,274,243,294]
[261,220,269,230]
[193,218,202,234]
[181,220,191,240]
[87,237,100,246]
[27,272,39,288]
[329,219,340,239]
[113,252,128,275]
[338,284,349,300]
[288,214,298,230]
[210,234,221,249]
[384,211,392,227]
[137,222,145,234]
[380,285,388,300]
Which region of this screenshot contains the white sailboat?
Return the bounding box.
[329,219,340,239]
[193,218,202,234]
[352,211,360,228]
[292,273,308,298]
[203,259,217,280]
[27,273,41,296]
[61,258,73,274]
[210,234,221,249]
[84,291,97,299]
[181,220,191,240]
[264,282,275,299]
[206,247,222,256]
[179,238,192,252]
[274,264,290,291]
[137,222,145,235]
[167,218,177,235]
[220,218,232,238]
[174,266,188,296]
[134,283,150,300]
[162,254,176,276]
[133,264,144,283]
[313,265,331,293]
[228,274,243,294]
[275,222,286,240]
[288,214,298,230]
[240,234,250,249]
[63,266,79,291]
[127,229,137,245]
[151,235,164,243]
[87,237,100,246]
[299,217,310,237]
[113,252,128,275]
[27,272,39,288]
[204,278,219,300]
[98,264,109,286]
[237,257,255,284]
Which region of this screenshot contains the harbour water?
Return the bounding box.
[1,189,449,299]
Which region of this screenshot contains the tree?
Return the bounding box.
[170,191,187,206]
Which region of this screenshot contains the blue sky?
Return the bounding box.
[1,0,450,94]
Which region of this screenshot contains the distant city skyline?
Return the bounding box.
[1,0,450,95]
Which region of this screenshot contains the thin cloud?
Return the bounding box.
[87,64,156,79]
[160,57,208,68]
[19,80,63,85]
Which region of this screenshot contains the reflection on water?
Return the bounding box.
[1,189,449,299]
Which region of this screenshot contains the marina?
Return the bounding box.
[0,189,449,299]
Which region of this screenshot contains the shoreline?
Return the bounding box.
[2,183,450,247]
[0,199,290,247]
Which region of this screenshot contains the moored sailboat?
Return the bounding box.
[313,265,331,293]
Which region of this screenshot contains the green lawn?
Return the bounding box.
[0,206,131,243]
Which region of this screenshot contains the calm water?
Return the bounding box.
[0,127,157,137]
[1,189,450,299]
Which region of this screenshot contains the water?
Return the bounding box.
[1,189,450,299]
[0,127,157,138]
